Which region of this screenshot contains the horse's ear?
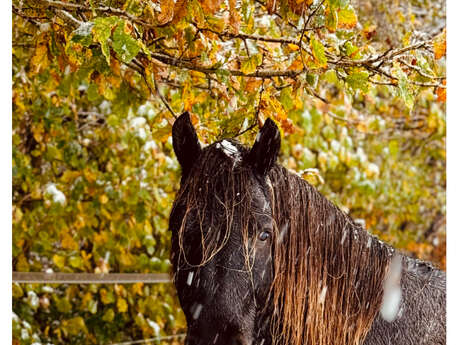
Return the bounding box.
[247,118,281,176]
[172,112,202,177]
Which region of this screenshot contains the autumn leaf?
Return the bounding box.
[337,6,358,29]
[310,37,327,68]
[30,44,49,75]
[157,0,175,25]
[288,55,304,71]
[199,0,222,14]
[325,7,338,32]
[117,298,128,313]
[241,54,263,74]
[172,0,189,24]
[288,43,300,51]
[345,70,369,93]
[433,28,446,59]
[92,16,121,64]
[393,64,414,109]
[436,80,446,103]
[228,0,241,33]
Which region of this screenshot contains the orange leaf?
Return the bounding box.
[245,78,263,93]
[172,0,188,24]
[433,28,446,59]
[288,55,304,71]
[157,0,175,25]
[228,0,240,33]
[436,79,446,103]
[199,0,222,14]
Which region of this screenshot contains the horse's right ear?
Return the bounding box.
[172,112,202,177]
[247,118,281,176]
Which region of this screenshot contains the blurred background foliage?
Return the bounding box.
[12,0,445,344]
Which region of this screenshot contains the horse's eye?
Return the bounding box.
[258,231,271,241]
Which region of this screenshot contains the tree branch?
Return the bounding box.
[26,0,157,29]
[149,52,303,79]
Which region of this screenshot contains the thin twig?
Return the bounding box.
[152,76,177,119]
[399,59,446,80]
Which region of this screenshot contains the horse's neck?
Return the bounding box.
[363,255,446,345]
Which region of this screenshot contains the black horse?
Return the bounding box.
[169,112,446,345]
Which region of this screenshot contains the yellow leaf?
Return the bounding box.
[61,232,78,250]
[433,28,446,59]
[117,297,128,313]
[53,254,66,269]
[241,54,263,75]
[32,123,44,143]
[132,282,144,296]
[30,44,49,75]
[288,43,300,51]
[337,7,358,29]
[100,194,109,204]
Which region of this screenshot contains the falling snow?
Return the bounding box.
[192,304,203,320]
[187,271,194,286]
[319,286,328,304]
[380,255,402,322]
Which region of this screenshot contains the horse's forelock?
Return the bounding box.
[174,143,256,268]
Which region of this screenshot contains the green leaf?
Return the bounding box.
[241,54,262,75]
[102,308,115,322]
[345,70,369,93]
[309,37,327,69]
[112,23,141,63]
[393,64,415,109]
[92,16,121,64]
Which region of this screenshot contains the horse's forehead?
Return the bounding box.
[251,181,271,213]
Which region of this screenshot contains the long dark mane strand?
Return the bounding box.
[268,166,393,345]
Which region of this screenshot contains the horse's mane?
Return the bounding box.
[172,141,393,345]
[268,166,393,345]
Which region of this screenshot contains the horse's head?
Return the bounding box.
[169,113,281,345]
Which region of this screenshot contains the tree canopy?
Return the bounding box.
[12,0,445,344]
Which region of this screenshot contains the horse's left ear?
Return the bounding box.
[172,112,202,177]
[247,118,281,176]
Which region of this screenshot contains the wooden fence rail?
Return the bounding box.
[12,272,172,284]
